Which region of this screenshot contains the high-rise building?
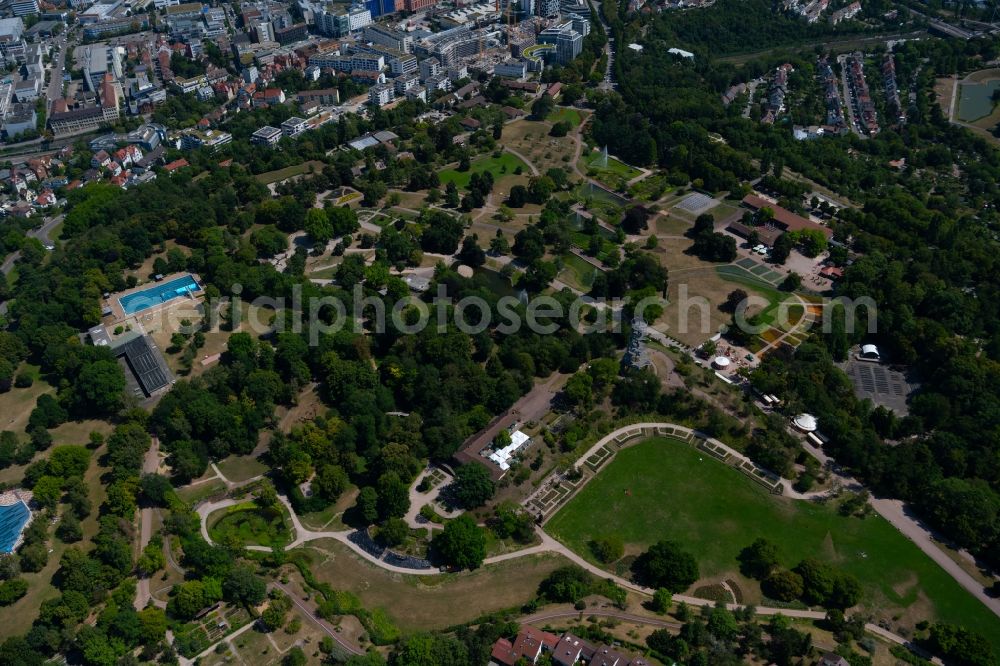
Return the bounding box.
[403,0,437,10]
[10,0,39,16]
[365,0,396,18]
[536,0,558,17]
[537,22,583,63]
[0,18,26,66]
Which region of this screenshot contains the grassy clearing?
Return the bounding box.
[581,151,643,190]
[547,107,583,127]
[559,253,598,291]
[176,479,226,506]
[439,152,528,190]
[298,486,358,531]
[216,453,267,483]
[304,538,569,632]
[0,365,53,433]
[208,504,291,548]
[255,160,326,185]
[499,119,576,173]
[546,437,1000,648]
[0,443,109,639]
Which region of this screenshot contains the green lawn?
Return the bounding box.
[546,437,1000,649]
[559,253,599,291]
[439,152,528,190]
[208,503,291,548]
[216,453,267,483]
[254,160,326,185]
[716,265,792,330]
[547,107,583,127]
[582,151,643,181]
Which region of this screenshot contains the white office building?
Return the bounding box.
[251,125,282,146]
[368,82,395,107]
[10,0,40,16]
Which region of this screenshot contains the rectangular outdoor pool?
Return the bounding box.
[119,274,201,315]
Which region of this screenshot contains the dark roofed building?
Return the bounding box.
[819,653,851,666]
[726,219,782,247]
[552,633,596,666]
[111,333,173,398]
[741,194,832,238]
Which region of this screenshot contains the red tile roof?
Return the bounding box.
[163,159,189,172]
[742,194,832,238]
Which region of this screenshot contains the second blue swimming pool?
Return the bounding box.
[119,274,201,315]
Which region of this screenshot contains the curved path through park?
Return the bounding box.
[530,423,1000,621]
[187,423,980,662]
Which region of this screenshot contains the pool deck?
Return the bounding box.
[104,272,204,324]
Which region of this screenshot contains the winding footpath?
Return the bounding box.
[135,437,167,611]
[183,422,994,662]
[545,423,1000,620]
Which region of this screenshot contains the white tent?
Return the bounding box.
[712,356,731,369]
[488,430,530,471]
[793,413,818,433]
[860,344,880,359]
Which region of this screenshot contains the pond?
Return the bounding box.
[957,80,1000,122]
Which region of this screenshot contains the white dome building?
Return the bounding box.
[793,413,818,433]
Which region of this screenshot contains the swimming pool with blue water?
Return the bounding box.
[119,274,201,315]
[0,501,30,553]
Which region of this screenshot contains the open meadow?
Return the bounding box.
[545,437,1000,650]
[302,538,569,632]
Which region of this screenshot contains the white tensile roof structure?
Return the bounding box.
[793,413,818,432]
[713,356,731,368]
[488,430,530,471]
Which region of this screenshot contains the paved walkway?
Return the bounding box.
[135,438,167,610]
[402,467,460,530]
[182,421,993,660]
[522,422,1000,622]
[273,582,365,657]
[504,146,539,176]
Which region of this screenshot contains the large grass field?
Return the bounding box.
[439,152,528,190]
[546,437,1000,648]
[255,160,326,185]
[304,538,569,632]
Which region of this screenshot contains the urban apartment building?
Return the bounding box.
[315,6,371,36]
[0,18,27,67]
[178,128,233,151]
[362,24,413,53]
[49,103,106,137]
[296,88,340,105]
[309,51,384,73]
[537,21,584,64]
[368,82,395,106]
[10,0,40,17]
[251,125,283,146]
[280,116,308,137]
[414,26,487,66]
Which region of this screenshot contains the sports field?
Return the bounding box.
[546,437,1000,647]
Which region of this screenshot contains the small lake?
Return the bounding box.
[958,80,1000,122]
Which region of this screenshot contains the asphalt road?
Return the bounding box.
[0,214,64,316]
[46,36,68,106]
